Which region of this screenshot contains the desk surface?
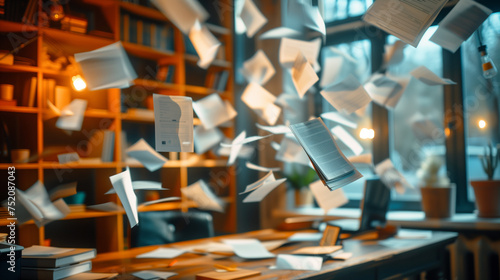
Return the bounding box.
[92,229,457,280]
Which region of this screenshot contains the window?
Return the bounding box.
[322,0,373,22]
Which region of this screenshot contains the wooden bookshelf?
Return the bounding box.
[0,0,236,253]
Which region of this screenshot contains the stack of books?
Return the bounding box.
[21,246,96,280]
[61,14,88,34]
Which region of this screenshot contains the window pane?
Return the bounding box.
[321,40,372,200]
[387,27,446,203]
[322,0,373,22]
[462,12,500,201]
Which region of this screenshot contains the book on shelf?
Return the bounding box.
[21,248,96,268]
[156,64,176,83]
[101,130,115,163]
[21,260,92,280]
[42,78,56,108]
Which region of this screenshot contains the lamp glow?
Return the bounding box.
[359,128,375,140]
[72,75,86,91]
[478,119,486,129]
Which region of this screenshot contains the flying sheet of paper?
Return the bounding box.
[288,0,325,36]
[105,181,166,194]
[384,40,407,67]
[181,180,224,212]
[151,0,208,34]
[363,0,448,47]
[245,161,281,172]
[320,112,357,129]
[136,248,186,259]
[309,180,349,214]
[189,20,221,69]
[287,233,323,242]
[49,182,77,202]
[109,167,138,227]
[289,118,363,191]
[275,136,310,166]
[86,202,124,212]
[375,158,413,194]
[331,125,363,156]
[221,131,271,165]
[241,172,286,203]
[153,94,193,153]
[329,250,353,260]
[364,73,408,108]
[279,37,322,71]
[241,50,275,85]
[215,139,254,161]
[320,75,371,114]
[275,254,323,271]
[223,239,275,259]
[430,0,492,53]
[44,100,73,121]
[410,66,456,85]
[22,245,74,257]
[126,138,168,172]
[291,52,319,98]
[409,113,443,141]
[132,271,177,280]
[193,93,236,130]
[259,27,302,40]
[74,42,137,90]
[56,99,87,131]
[241,82,281,125]
[139,197,180,207]
[320,47,357,88]
[193,126,224,154]
[238,0,267,37]
[256,123,291,135]
[57,152,80,164]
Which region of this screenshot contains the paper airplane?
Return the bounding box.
[126,138,168,172]
[105,180,166,194]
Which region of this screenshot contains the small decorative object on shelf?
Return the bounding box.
[471,142,500,218]
[416,155,454,218]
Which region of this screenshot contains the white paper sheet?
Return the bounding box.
[193,126,224,154]
[291,52,319,98]
[86,202,124,212]
[56,99,87,131]
[189,20,221,69]
[22,245,74,256]
[331,125,363,156]
[62,272,119,280]
[384,40,407,67]
[74,42,137,90]
[181,180,224,212]
[132,271,177,280]
[375,158,413,194]
[275,136,310,166]
[287,233,323,242]
[256,123,291,135]
[320,47,357,88]
[58,152,80,164]
[193,93,236,130]
[279,37,321,71]
[245,161,281,172]
[151,0,208,34]
[136,248,186,259]
[241,82,281,125]
[309,180,349,214]
[106,180,166,194]
[363,0,448,47]
[241,50,275,85]
[238,0,267,37]
[320,112,357,129]
[223,239,275,259]
[109,167,138,227]
[153,94,193,153]
[320,75,371,114]
[430,0,492,53]
[287,0,325,36]
[259,27,302,40]
[240,171,286,203]
[410,66,456,85]
[275,254,323,271]
[126,138,168,172]
[364,73,408,108]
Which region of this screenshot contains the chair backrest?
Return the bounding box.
[358,177,391,232]
[130,210,214,247]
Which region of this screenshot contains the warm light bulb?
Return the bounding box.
[360,128,375,140]
[478,45,497,79]
[72,75,86,91]
[478,119,486,129]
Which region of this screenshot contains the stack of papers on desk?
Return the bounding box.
[74,42,137,90]
[240,171,286,203]
[126,138,168,172]
[289,118,362,191]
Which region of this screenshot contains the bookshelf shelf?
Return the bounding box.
[0,163,39,169]
[84,109,117,119]
[185,84,224,96]
[41,162,118,169]
[120,158,227,169]
[133,79,181,92]
[0,106,39,113]
[184,54,232,69]
[0,19,38,32]
[122,42,177,60]
[0,64,39,73]
[42,27,115,53]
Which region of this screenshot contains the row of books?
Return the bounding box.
[0,77,37,108]
[120,11,175,51]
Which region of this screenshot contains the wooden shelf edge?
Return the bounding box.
[122,42,176,60]
[0,19,38,32]
[41,162,118,169]
[0,163,39,169]
[122,158,227,168]
[0,106,39,114]
[0,64,39,73]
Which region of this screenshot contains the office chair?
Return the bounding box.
[130,210,214,247]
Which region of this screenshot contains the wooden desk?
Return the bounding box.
[92,229,457,280]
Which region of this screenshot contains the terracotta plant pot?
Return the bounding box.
[471,180,500,218]
[420,186,454,218]
[294,188,313,207]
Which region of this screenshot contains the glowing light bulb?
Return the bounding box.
[478,119,486,129]
[72,75,86,91]
[360,128,375,140]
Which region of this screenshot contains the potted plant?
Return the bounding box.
[285,165,318,207]
[470,142,500,218]
[416,155,454,218]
